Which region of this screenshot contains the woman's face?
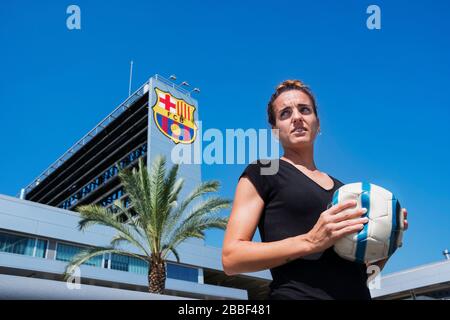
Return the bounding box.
[272,89,320,148]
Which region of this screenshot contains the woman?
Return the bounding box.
[222,79,408,300]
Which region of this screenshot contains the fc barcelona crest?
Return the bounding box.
[151,88,197,144]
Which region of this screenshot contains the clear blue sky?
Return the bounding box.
[1,0,449,275]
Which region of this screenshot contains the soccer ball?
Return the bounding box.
[331,182,405,264]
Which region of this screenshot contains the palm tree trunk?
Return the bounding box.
[148,257,166,294]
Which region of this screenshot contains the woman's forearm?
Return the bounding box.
[222,234,316,275]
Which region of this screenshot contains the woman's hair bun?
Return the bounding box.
[276,80,306,91]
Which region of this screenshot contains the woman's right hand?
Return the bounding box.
[305,200,368,253]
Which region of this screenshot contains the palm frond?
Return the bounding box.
[118,158,157,255]
[183,197,231,225]
[148,155,167,254]
[156,163,180,239]
[76,204,150,257]
[137,157,154,227]
[161,244,180,263]
[164,181,223,239]
[110,233,133,249]
[178,181,221,214]
[163,215,228,258]
[168,177,184,205]
[163,197,230,246]
[112,199,145,239]
[118,159,152,233]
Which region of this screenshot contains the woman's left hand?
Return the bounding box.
[402,208,409,231]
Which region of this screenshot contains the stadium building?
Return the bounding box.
[0,74,272,299]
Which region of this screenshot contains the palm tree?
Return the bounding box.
[63,155,230,294]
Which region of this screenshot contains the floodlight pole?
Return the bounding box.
[128,60,134,97]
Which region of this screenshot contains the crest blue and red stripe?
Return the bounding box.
[156,113,194,142]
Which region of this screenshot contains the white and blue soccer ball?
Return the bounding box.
[331,182,405,264]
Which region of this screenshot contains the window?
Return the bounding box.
[35,239,47,258]
[167,263,198,282]
[0,231,47,258]
[110,255,199,282]
[110,253,148,275]
[55,243,102,267]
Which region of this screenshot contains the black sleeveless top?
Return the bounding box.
[239,159,371,300]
